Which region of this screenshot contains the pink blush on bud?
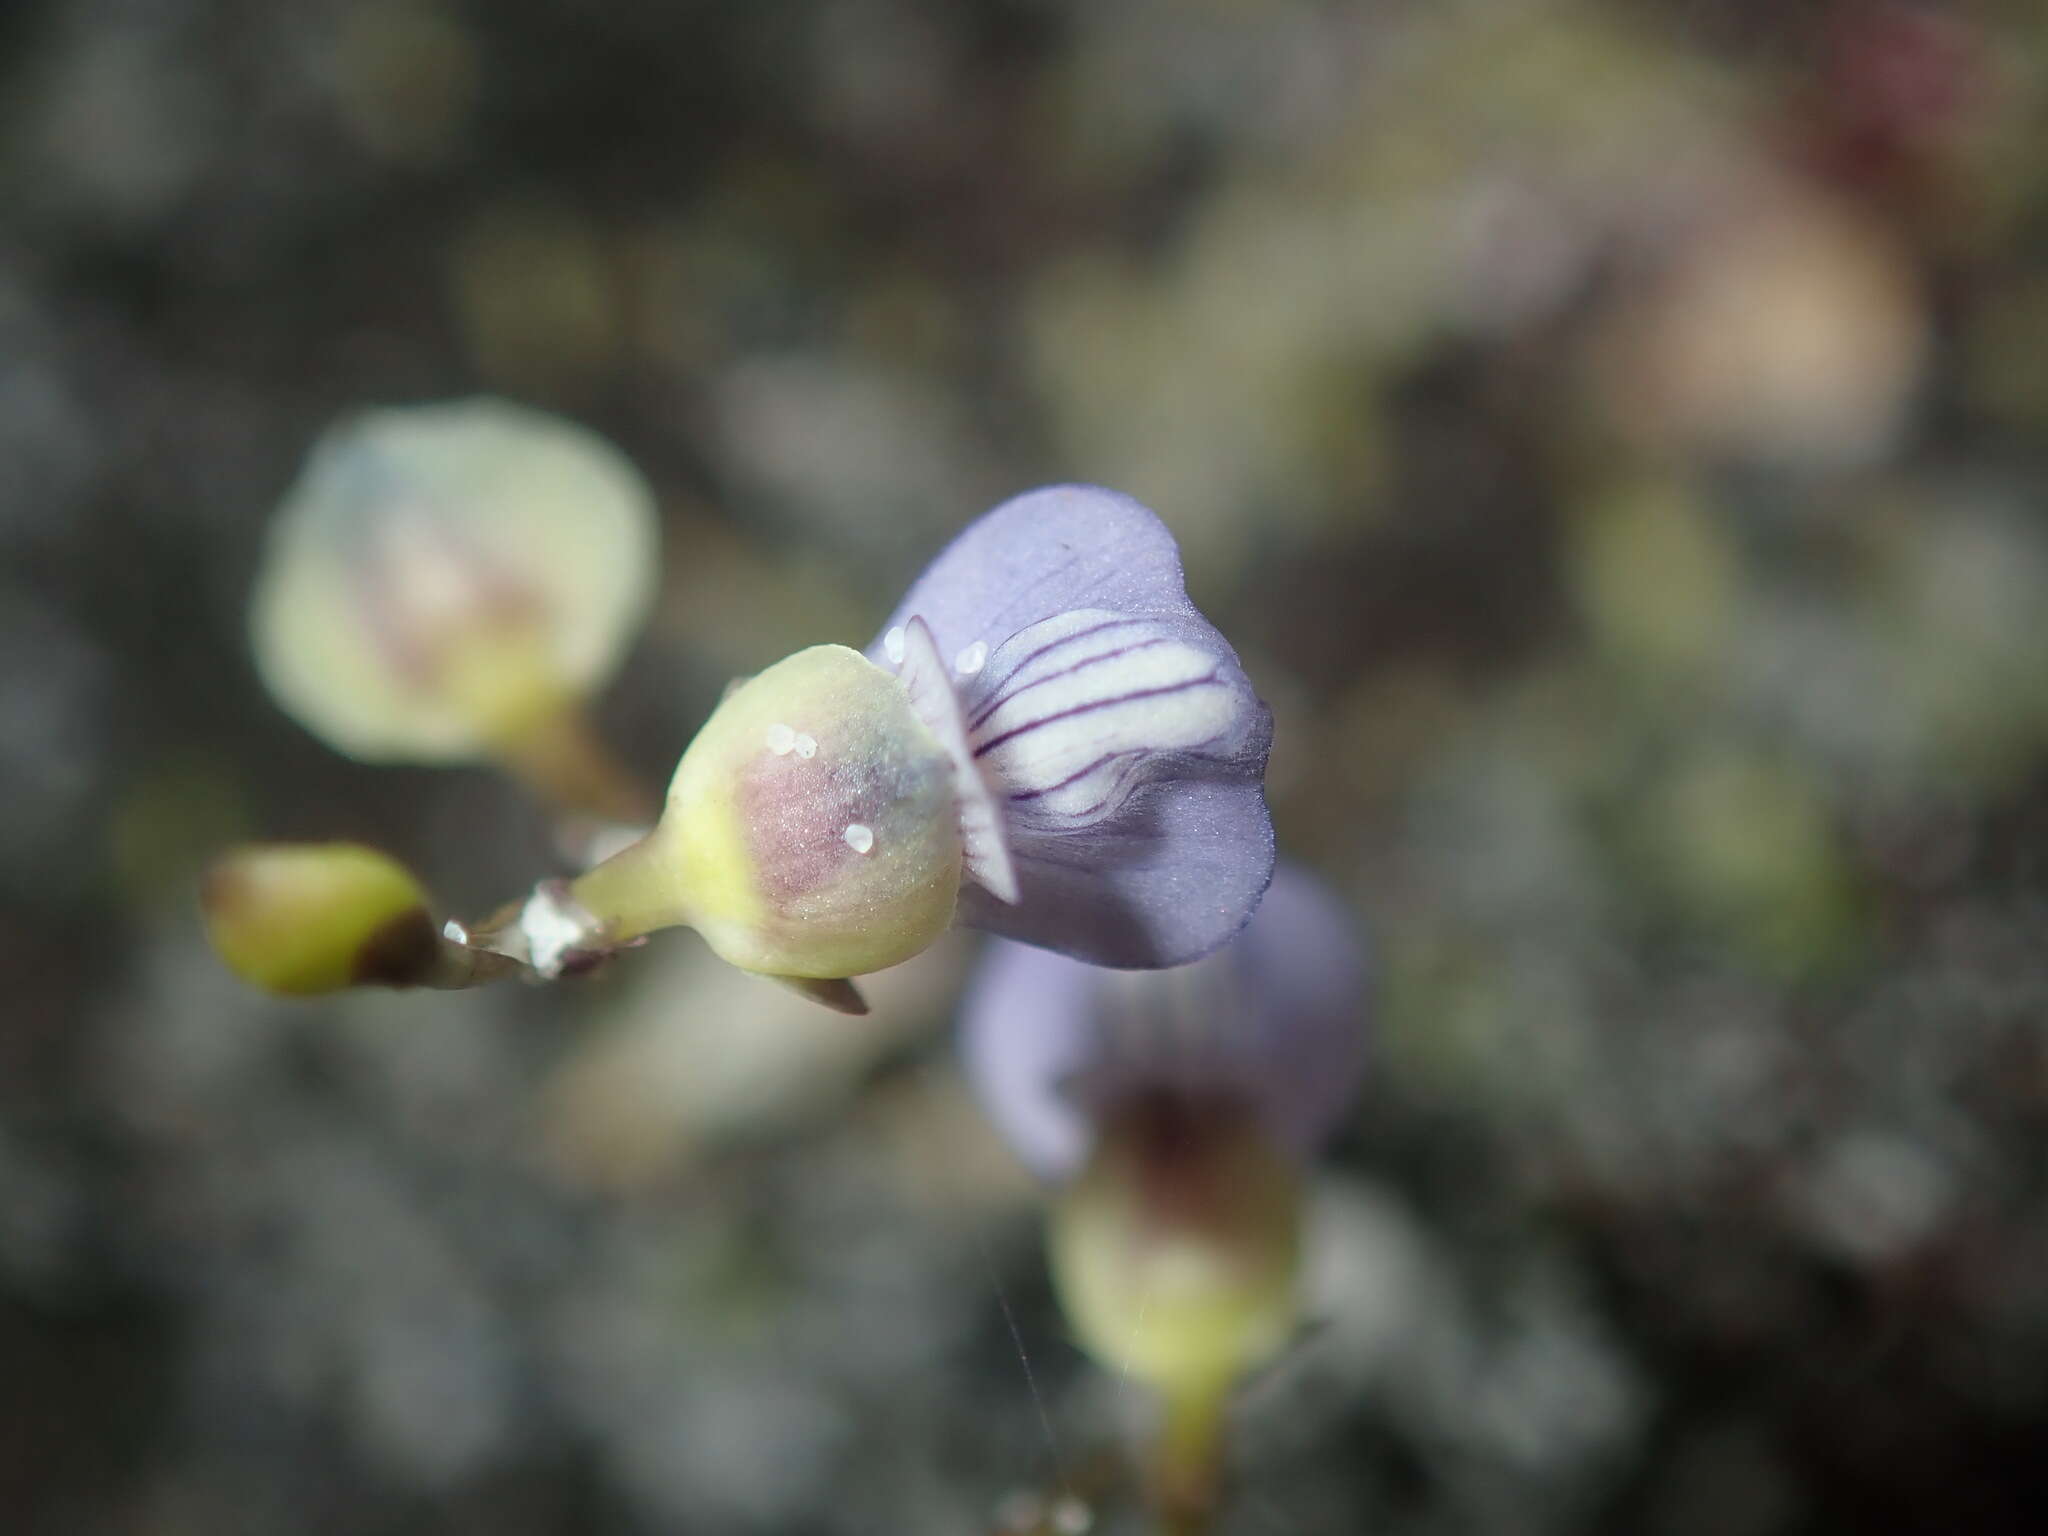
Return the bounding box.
[735,718,940,909]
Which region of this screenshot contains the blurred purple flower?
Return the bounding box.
[961,864,1368,1181]
[870,485,1273,969]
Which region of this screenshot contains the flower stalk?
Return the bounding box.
[1154,1378,1231,1536]
[495,700,661,828]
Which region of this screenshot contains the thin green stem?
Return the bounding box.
[568,825,690,944]
[1152,1377,1230,1536]
[496,701,662,826]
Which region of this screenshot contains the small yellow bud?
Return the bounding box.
[250,398,657,764]
[570,645,964,981]
[201,842,439,996]
[1049,1096,1302,1401]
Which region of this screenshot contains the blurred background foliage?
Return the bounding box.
[3,0,2047,1531]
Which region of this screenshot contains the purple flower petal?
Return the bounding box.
[961,864,1370,1181]
[872,486,1273,967]
[959,935,1104,1181]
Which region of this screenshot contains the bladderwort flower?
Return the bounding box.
[461,484,1274,1007]
[960,866,1367,1526]
[209,477,1274,1011]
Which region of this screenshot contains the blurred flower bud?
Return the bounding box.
[1050,1095,1303,1399]
[201,842,439,995]
[251,398,658,763]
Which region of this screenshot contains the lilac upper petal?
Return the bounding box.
[872,486,1274,968]
[868,485,1217,672]
[961,864,1371,1181]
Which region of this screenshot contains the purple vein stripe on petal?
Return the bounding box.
[1004,750,1129,803]
[968,636,1175,732]
[965,617,1153,729]
[971,674,1225,759]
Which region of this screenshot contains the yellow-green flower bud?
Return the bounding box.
[1049,1096,1302,1402]
[250,398,657,764]
[570,644,964,980]
[201,842,439,996]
